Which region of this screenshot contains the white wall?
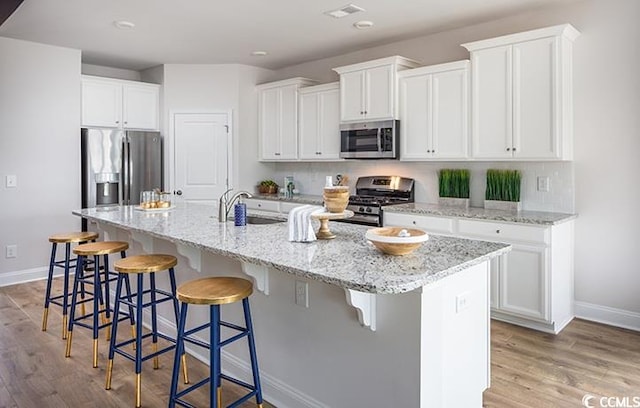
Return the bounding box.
[161,64,274,194]
[0,37,81,285]
[264,0,640,325]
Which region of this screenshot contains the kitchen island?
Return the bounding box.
[74,203,510,408]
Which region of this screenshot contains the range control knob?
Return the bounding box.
[365,207,373,213]
[358,207,365,213]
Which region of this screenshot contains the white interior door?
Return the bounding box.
[173,112,229,203]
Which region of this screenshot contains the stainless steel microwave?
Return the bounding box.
[340,120,399,159]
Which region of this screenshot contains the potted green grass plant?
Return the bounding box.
[438,169,470,209]
[484,169,522,211]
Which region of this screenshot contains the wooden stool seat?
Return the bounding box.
[49,231,99,244]
[73,241,129,256]
[114,254,177,274]
[178,277,253,305]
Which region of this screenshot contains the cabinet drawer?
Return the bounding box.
[458,219,549,244]
[280,202,304,214]
[246,199,280,212]
[384,212,455,235]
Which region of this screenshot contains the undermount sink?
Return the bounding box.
[230,216,285,225]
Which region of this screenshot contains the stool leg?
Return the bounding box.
[134,273,144,408]
[150,272,159,370]
[42,242,57,332]
[243,298,264,407]
[169,302,188,408]
[216,304,222,407]
[65,254,84,358]
[105,273,125,391]
[102,254,112,342]
[92,255,102,368]
[168,268,189,384]
[61,242,72,340]
[210,304,221,408]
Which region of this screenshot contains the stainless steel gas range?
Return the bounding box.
[341,176,415,226]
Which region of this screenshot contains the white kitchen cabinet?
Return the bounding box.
[298,82,342,161]
[333,56,420,123]
[384,211,574,334]
[399,61,469,160]
[462,24,579,160]
[257,78,316,161]
[81,76,159,130]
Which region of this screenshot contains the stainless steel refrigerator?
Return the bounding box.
[81,128,163,211]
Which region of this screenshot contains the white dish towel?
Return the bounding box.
[288,205,324,242]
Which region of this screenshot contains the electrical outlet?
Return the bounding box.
[5,245,17,258]
[537,176,550,192]
[5,175,17,188]
[456,291,471,313]
[295,280,309,308]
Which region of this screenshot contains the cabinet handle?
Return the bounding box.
[512,147,517,152]
[506,147,511,151]
[274,153,281,156]
[496,229,501,234]
[115,121,120,124]
[258,204,262,207]
[364,111,367,114]
[412,221,417,225]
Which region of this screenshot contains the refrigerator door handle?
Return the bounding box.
[122,134,129,205]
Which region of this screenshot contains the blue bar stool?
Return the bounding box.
[65,241,134,368]
[105,254,188,408]
[42,231,99,339]
[169,277,263,408]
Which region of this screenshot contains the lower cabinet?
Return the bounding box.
[384,212,574,334]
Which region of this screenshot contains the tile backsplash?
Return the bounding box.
[272,161,575,213]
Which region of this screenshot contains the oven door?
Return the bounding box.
[340,120,397,159]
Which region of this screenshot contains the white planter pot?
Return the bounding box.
[484,200,522,211]
[438,197,470,209]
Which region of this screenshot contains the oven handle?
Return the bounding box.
[377,128,382,152]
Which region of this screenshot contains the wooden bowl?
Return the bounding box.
[323,186,349,213]
[365,227,429,256]
[258,185,278,194]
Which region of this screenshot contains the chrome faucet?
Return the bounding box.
[218,188,253,222]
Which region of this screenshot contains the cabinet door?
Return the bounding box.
[340,71,365,122]
[499,244,548,321]
[431,68,469,159]
[259,87,280,159]
[470,45,513,159]
[399,74,431,160]
[489,256,501,310]
[317,88,341,159]
[365,65,394,120]
[81,79,122,128]
[278,85,299,159]
[298,91,319,159]
[513,37,559,159]
[123,84,159,130]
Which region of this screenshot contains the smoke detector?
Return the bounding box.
[353,20,374,30]
[113,20,135,30]
[324,4,365,19]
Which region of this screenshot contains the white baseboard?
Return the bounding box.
[0,266,50,287]
[575,301,640,332]
[150,310,328,408]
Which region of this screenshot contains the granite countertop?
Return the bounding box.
[384,203,576,226]
[249,195,576,226]
[73,203,510,295]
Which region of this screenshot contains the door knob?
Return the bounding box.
[175,190,183,196]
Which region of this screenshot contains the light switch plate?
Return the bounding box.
[6,175,17,188]
[537,176,550,192]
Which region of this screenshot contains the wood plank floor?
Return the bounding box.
[1,279,639,407]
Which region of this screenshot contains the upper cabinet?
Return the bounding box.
[462,24,580,160]
[298,82,342,161]
[81,76,160,130]
[257,77,317,161]
[399,61,470,160]
[333,56,421,123]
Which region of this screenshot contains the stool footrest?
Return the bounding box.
[113,332,176,363]
[118,289,174,309]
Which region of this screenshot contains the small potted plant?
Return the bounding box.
[438,169,470,209]
[257,180,279,194]
[484,169,522,211]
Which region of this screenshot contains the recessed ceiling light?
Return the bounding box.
[324,4,365,19]
[353,20,374,30]
[251,51,268,57]
[113,20,135,30]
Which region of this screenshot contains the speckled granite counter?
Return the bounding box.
[248,194,323,205]
[385,203,576,225]
[73,203,510,294]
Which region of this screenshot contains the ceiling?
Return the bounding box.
[0,0,577,72]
